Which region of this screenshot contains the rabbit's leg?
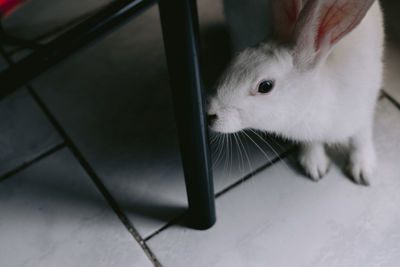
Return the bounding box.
[346,128,376,186]
[299,142,331,181]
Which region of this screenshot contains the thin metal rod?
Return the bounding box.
[159,0,216,229]
[0,0,159,100]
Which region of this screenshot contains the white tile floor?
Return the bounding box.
[0,1,400,267]
[147,99,400,267]
[0,149,152,267]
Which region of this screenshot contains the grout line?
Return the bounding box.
[382,89,400,110]
[27,86,162,267]
[0,143,66,182]
[214,147,295,198]
[0,43,162,267]
[144,213,185,242]
[0,46,67,183]
[145,146,296,242]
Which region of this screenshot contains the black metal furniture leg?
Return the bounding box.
[159,0,216,229]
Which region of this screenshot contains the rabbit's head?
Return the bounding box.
[208,0,375,138]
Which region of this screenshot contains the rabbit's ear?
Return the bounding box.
[272,0,305,42]
[291,0,375,69]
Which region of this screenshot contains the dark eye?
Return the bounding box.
[258,80,275,94]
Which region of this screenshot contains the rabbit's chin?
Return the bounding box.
[209,120,243,134]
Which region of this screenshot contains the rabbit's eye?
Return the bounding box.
[257,80,274,94]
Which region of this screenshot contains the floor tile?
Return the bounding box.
[30,2,288,239]
[147,99,400,267]
[0,88,63,177]
[0,148,152,267]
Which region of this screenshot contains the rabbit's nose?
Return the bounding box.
[207,114,218,126]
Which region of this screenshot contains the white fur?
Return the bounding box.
[208,0,384,184]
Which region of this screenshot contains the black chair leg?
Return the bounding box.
[158,0,216,229]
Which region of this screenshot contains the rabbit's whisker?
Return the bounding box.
[248,129,290,170]
[242,131,273,165]
[237,131,253,173]
[233,133,244,176]
[211,133,224,168]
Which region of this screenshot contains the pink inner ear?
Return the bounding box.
[315,0,372,50]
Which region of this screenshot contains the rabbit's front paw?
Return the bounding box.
[346,149,376,186]
[299,143,331,182]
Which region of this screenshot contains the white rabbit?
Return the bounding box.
[208,0,384,185]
